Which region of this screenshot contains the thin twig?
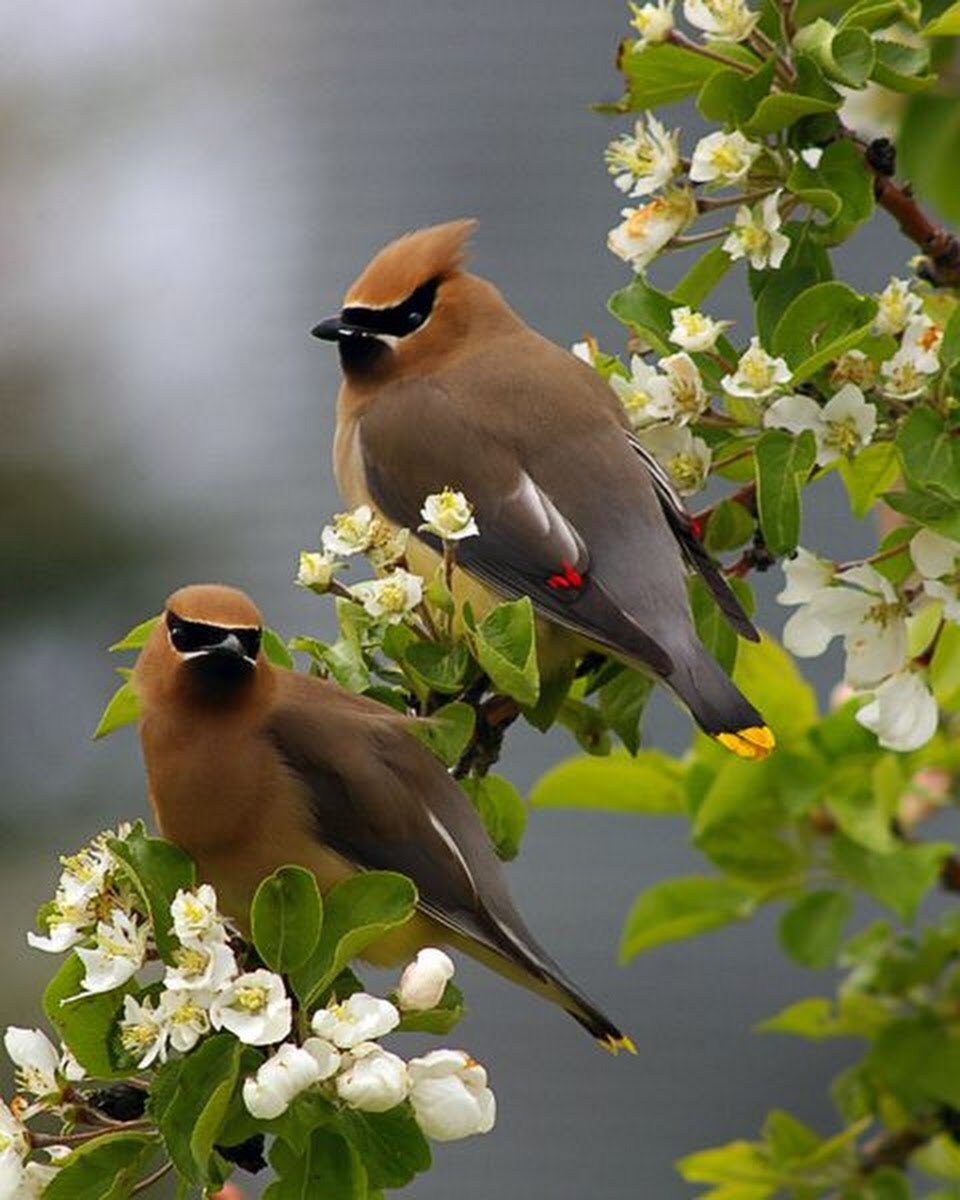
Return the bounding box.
[669,227,731,249]
[131,1160,174,1195]
[667,29,752,74]
[698,188,776,213]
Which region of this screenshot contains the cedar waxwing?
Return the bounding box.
[134,583,632,1053]
[312,220,774,760]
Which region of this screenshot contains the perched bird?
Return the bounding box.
[312,220,773,759]
[134,583,632,1053]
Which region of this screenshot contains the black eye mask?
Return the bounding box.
[166,610,261,660]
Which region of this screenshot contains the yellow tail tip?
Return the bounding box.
[598,1033,637,1056]
[714,725,775,761]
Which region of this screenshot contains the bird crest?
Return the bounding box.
[345,219,477,308]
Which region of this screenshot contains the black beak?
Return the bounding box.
[311,315,345,342]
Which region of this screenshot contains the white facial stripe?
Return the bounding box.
[178,648,257,666]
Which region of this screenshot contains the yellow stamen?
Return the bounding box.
[598,1033,638,1056]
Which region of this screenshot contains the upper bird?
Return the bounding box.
[312,219,773,759]
[135,583,631,1053]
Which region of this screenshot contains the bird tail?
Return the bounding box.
[666,642,774,761]
[526,948,636,1055]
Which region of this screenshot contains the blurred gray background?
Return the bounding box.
[1,2,914,1196]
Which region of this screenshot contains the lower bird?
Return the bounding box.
[134,583,632,1053]
[313,219,773,760]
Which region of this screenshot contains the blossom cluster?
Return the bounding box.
[13,839,495,1187]
[777,527,960,752]
[295,489,479,621]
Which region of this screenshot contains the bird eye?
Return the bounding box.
[407,310,423,327]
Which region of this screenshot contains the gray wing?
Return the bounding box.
[359,376,676,674]
[264,690,560,981]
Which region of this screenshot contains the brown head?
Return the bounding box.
[134,584,268,710]
[311,219,521,387]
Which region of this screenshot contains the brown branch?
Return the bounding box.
[846,132,960,288]
[453,693,520,779]
[859,1126,930,1175]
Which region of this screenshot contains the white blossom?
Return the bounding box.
[351,569,424,624]
[777,548,835,607]
[311,993,400,1050]
[0,1101,29,1198]
[571,338,596,365]
[607,189,696,272]
[242,1043,326,1121]
[420,489,480,541]
[872,277,922,336]
[210,970,292,1046]
[336,1044,410,1113]
[669,306,731,353]
[604,114,680,198]
[609,357,674,429]
[407,1050,496,1142]
[684,0,759,40]
[118,994,168,1069]
[169,885,226,944]
[628,0,674,44]
[901,316,944,374]
[721,337,791,399]
[302,1037,342,1080]
[397,948,455,1012]
[660,352,708,423]
[321,505,376,557]
[689,130,762,185]
[3,1029,60,1098]
[367,523,410,569]
[634,426,711,495]
[840,83,904,142]
[879,346,929,399]
[782,564,908,688]
[295,551,343,593]
[911,529,960,623]
[164,939,237,994]
[764,384,877,466]
[856,671,938,752]
[722,192,790,270]
[75,910,147,995]
[20,1160,61,1197]
[158,990,211,1054]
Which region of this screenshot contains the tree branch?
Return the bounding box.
[846,132,960,288]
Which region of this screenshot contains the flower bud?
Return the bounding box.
[396,948,455,1012]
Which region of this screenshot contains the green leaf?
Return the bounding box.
[93,678,140,740]
[895,407,960,501]
[831,836,952,922]
[778,889,853,967]
[869,1016,960,1109]
[898,92,960,224]
[411,701,476,768]
[750,223,833,346]
[932,620,960,707]
[795,20,876,87]
[262,627,294,669]
[754,429,817,556]
[44,1132,160,1200]
[266,1126,367,1199]
[838,442,901,518]
[787,140,876,246]
[618,41,722,109]
[530,749,685,814]
[340,1105,432,1191]
[251,865,323,974]
[620,876,756,961]
[402,641,472,695]
[109,615,160,652]
[597,665,653,754]
[838,1,921,33]
[744,56,841,135]
[703,499,755,554]
[677,1140,781,1192]
[771,281,877,381]
[466,597,540,706]
[460,774,527,861]
[925,1,960,32]
[608,277,675,354]
[942,303,960,367]
[697,59,776,126]
[150,1033,243,1184]
[557,696,612,756]
[291,872,417,1007]
[395,980,465,1034]
[671,245,733,308]
[108,822,196,964]
[43,954,133,1078]
[824,760,898,854]
[883,488,960,540]
[871,38,935,91]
